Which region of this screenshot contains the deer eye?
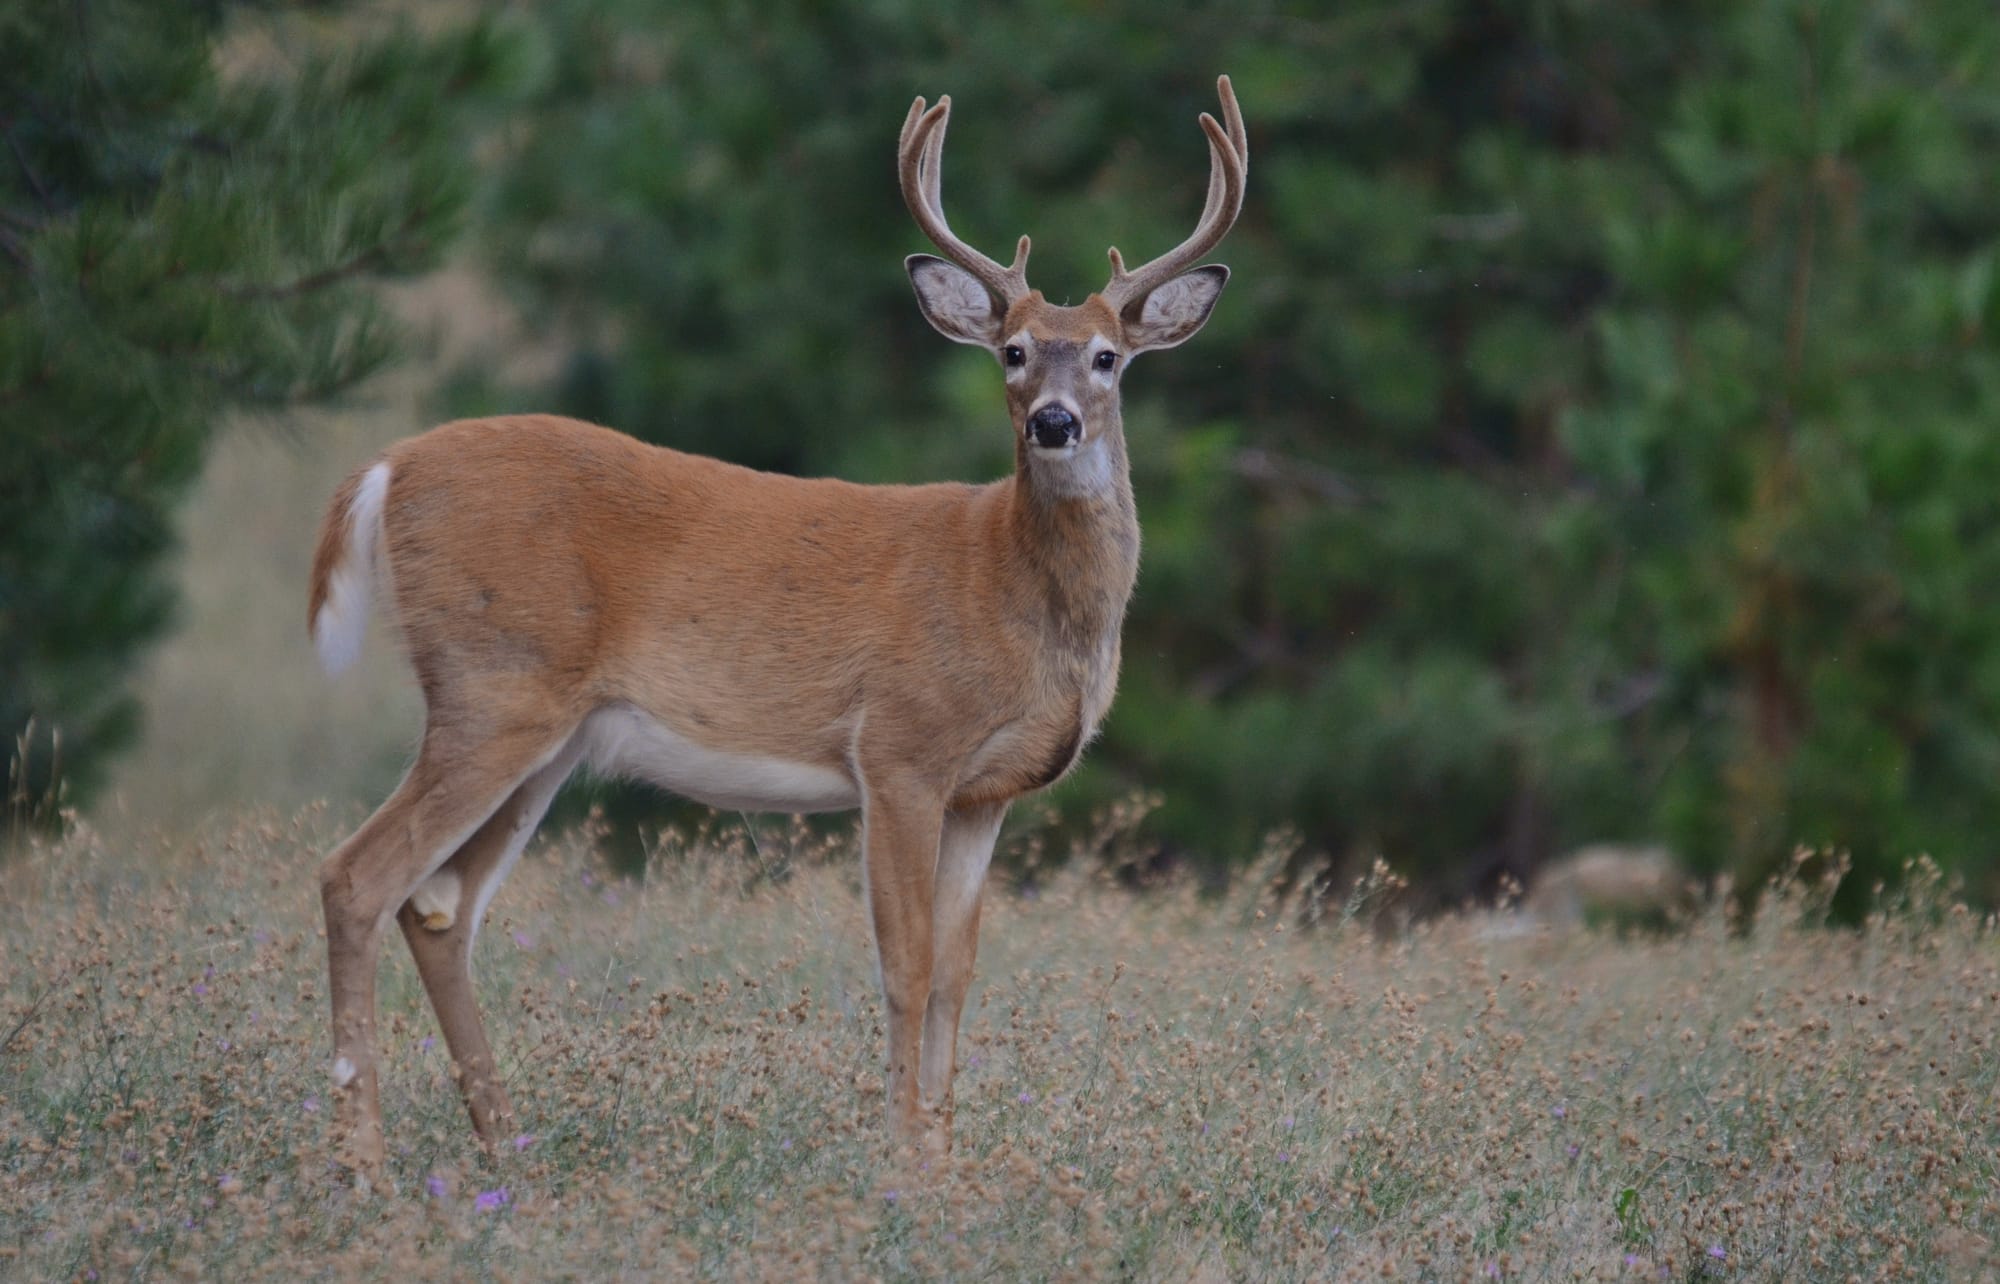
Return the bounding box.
[1003,345,1025,368]
[1094,350,1119,371]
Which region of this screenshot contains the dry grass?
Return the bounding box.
[2,811,1995,1282]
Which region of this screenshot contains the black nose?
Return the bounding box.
[1027,404,1079,449]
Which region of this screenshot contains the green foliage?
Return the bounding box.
[480,1,1999,900]
[0,4,522,815]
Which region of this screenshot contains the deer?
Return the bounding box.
[308,76,1246,1173]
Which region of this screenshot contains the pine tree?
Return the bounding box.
[1,4,519,822]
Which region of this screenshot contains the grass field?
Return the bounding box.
[2,809,1994,1281]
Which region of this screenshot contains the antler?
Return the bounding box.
[1100,75,1248,314]
[899,94,1032,304]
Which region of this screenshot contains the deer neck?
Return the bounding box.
[1003,421,1140,656]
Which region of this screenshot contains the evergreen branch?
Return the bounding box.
[70,0,111,116]
[0,119,55,213]
[218,243,392,301]
[1231,447,1367,506]
[217,208,433,301]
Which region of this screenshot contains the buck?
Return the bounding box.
[310,77,1246,1170]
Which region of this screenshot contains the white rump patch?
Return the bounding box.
[579,705,860,814]
[332,1056,358,1088]
[409,869,461,931]
[313,461,391,676]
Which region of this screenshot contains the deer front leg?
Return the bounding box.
[918,801,1008,1155]
[859,781,946,1149]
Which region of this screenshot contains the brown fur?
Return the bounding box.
[311,79,1245,1173]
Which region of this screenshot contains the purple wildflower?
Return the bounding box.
[426,1174,448,1199]
[475,1188,510,1212]
[883,1189,899,1204]
[512,1133,535,1152]
[302,1096,319,1114]
[420,1036,436,1053]
[1707,1245,1726,1261]
[1552,1104,1566,1119]
[511,930,533,949]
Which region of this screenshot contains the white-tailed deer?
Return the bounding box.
[310,77,1246,1169]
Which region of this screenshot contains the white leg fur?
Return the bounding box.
[918,802,1008,1108]
[313,461,391,676]
[409,869,462,931]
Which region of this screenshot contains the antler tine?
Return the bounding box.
[898,94,1030,303]
[1102,75,1248,313]
[899,95,927,160]
[1190,74,1248,230]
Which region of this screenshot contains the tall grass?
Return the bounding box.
[2,810,1994,1280]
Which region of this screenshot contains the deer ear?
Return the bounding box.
[1121,265,1229,354]
[908,254,1006,347]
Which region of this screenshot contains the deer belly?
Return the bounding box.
[578,704,859,814]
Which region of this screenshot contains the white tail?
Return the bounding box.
[312,77,1247,1171]
[309,461,390,677]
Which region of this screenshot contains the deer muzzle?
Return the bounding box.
[1027,403,1080,449]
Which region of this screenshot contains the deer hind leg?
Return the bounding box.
[396,735,585,1145]
[318,723,569,1174]
[917,801,1008,1155]
[858,779,947,1150]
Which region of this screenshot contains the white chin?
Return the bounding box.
[1026,437,1113,495]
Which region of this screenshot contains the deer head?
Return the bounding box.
[899,77,1247,475]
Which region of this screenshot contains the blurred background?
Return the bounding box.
[6,0,2000,912]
